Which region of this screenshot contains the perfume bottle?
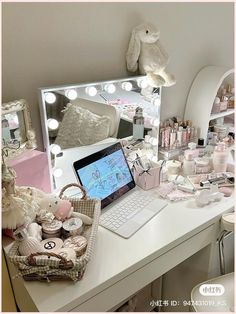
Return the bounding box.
[133,107,144,139]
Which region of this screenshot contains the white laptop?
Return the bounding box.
[73,142,167,238]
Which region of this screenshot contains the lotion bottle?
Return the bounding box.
[212,142,228,172]
[183,151,195,176]
[133,107,144,139]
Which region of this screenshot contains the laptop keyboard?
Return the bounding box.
[100,191,157,231]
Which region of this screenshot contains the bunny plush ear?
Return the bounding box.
[126,28,141,72]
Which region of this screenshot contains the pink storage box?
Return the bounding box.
[133,161,160,190]
[7,150,51,193]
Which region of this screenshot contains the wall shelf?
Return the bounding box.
[210,109,235,121]
[184,65,234,142]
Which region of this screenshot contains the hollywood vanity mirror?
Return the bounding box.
[2,99,37,160]
[38,75,161,191]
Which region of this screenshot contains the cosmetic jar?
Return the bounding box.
[41,238,64,252]
[214,125,227,141]
[166,160,181,175]
[195,158,210,174]
[62,217,83,238]
[42,219,62,239]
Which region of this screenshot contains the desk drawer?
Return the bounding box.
[71,224,215,312]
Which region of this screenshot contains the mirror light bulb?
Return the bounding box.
[85,86,97,96]
[104,83,116,94]
[47,118,59,130]
[45,92,56,104]
[50,144,61,155]
[65,89,77,100]
[121,82,133,91]
[137,79,148,89]
[53,168,63,178]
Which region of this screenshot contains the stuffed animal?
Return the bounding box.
[126,22,176,88]
[39,194,93,225]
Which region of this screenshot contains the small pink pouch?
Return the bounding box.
[133,162,160,190]
[54,200,73,220]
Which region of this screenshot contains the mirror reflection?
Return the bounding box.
[39,75,161,191]
[2,111,26,146]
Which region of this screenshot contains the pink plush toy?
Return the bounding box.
[54,199,73,220]
[39,194,93,224]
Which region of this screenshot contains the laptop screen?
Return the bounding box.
[73,142,135,208]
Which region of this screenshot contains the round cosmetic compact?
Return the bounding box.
[63,235,87,256]
[41,238,63,252]
[42,219,62,239]
[62,218,83,237]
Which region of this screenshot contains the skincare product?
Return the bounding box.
[182,129,187,145]
[183,151,195,176]
[195,157,210,174]
[142,135,154,159]
[166,160,181,175]
[133,107,144,139]
[200,176,226,187]
[214,124,227,141]
[211,97,221,114]
[41,238,63,252]
[212,142,228,172]
[177,127,183,147]
[42,219,62,239]
[186,127,191,142]
[219,95,228,112]
[170,129,176,149]
[188,142,199,158]
[197,138,205,147]
[177,184,196,194]
[62,217,83,237]
[164,127,171,148]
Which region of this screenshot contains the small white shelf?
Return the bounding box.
[210,109,235,121]
[184,66,234,142]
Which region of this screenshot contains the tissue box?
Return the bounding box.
[133,162,160,190]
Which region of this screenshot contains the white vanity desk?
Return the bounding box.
[3,141,234,312]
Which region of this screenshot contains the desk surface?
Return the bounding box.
[3,142,235,312]
[3,192,234,312]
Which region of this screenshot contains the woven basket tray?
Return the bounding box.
[8,183,101,282]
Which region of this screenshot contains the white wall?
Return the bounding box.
[2,2,234,150]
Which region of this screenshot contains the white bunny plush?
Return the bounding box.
[126,22,176,88]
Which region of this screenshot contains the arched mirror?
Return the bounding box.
[38,75,161,191]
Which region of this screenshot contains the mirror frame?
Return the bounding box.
[38,75,162,191]
[2,99,37,160]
